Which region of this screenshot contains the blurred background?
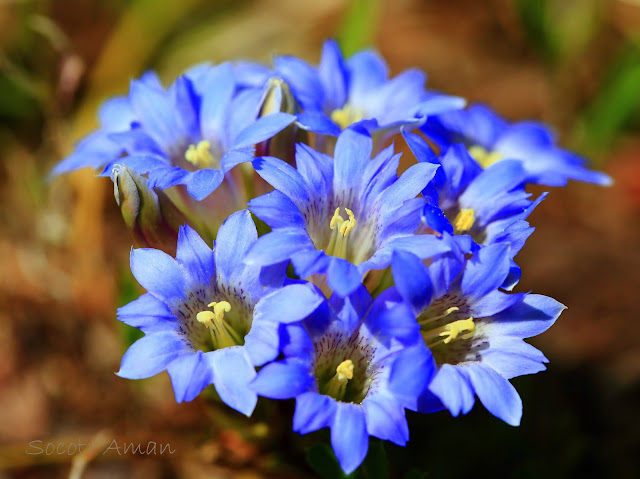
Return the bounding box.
[1,0,639,477]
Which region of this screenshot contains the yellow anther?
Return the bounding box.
[440,318,475,344]
[196,300,239,350]
[330,207,356,238]
[185,140,216,169]
[209,301,231,321]
[324,359,355,400]
[468,145,503,169]
[336,359,354,381]
[331,104,365,130]
[453,208,475,233]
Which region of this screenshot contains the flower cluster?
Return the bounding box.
[54,40,609,474]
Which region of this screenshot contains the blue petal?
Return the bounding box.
[128,79,181,151]
[347,50,388,107]
[244,228,314,266]
[295,143,334,196]
[387,343,435,410]
[327,257,363,297]
[98,96,135,131]
[130,248,187,304]
[466,363,523,426]
[250,359,313,399]
[51,131,122,177]
[414,94,466,117]
[199,62,235,141]
[243,317,281,367]
[208,346,258,416]
[333,128,373,197]
[391,250,433,313]
[363,394,409,445]
[377,162,439,213]
[274,55,324,110]
[117,293,177,333]
[117,331,190,379]
[296,111,341,136]
[184,168,225,200]
[232,112,296,149]
[220,147,255,172]
[215,210,258,283]
[426,364,475,416]
[481,337,548,379]
[166,351,213,402]
[293,392,337,434]
[175,225,215,286]
[469,290,526,318]
[488,294,566,338]
[460,243,511,300]
[248,191,307,230]
[319,40,348,112]
[331,403,368,475]
[252,283,325,325]
[252,156,310,209]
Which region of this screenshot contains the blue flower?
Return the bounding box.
[52,64,295,200]
[404,131,547,289]
[422,104,612,187]
[274,40,465,139]
[390,244,566,426]
[116,210,287,416]
[250,283,434,474]
[244,128,451,297]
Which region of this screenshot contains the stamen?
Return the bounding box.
[185,140,216,169]
[331,104,365,130]
[418,306,460,325]
[453,208,475,233]
[324,359,354,401]
[326,207,357,258]
[196,301,241,349]
[468,145,503,169]
[422,318,476,347]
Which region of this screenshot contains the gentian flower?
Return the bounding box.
[245,128,451,296]
[116,210,287,416]
[274,40,465,140]
[250,283,433,474]
[52,64,296,200]
[391,244,566,426]
[404,131,547,288]
[422,104,612,187]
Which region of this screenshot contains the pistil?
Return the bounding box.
[196,301,242,350]
[324,359,354,401]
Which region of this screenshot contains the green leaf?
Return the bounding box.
[362,440,388,479]
[337,0,381,57]
[306,443,348,479]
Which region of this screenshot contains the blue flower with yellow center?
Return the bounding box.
[51,64,295,200]
[390,244,565,426]
[116,210,288,416]
[422,104,612,187]
[245,128,451,297]
[404,131,548,289]
[249,283,434,474]
[274,40,465,139]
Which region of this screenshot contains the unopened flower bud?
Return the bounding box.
[111,165,188,254]
[255,77,307,163]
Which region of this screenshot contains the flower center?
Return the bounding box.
[452,208,475,233]
[196,301,243,350]
[185,140,217,169]
[331,104,365,130]
[322,359,354,401]
[326,207,357,258]
[468,145,503,169]
[419,307,476,348]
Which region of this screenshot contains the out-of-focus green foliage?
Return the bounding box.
[337,0,381,57]
[575,45,640,156]
[513,0,602,62]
